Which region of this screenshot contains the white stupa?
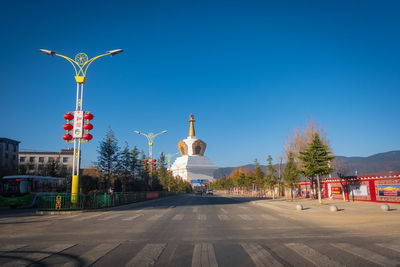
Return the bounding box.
[170,114,217,185]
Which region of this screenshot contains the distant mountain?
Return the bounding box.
[213,150,400,178]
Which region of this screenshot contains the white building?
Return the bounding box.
[19,149,73,175]
[170,114,217,185]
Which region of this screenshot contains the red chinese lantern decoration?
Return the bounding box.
[63,124,73,131]
[153,159,156,162]
[63,134,73,141]
[64,113,74,120]
[84,113,94,120]
[82,133,93,141]
[153,164,156,167]
[83,123,93,130]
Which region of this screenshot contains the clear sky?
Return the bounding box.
[1,0,399,168]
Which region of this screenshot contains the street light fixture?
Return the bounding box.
[40,48,123,202]
[134,130,168,159]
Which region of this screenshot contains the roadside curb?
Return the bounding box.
[36,194,183,215]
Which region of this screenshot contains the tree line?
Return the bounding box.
[81,127,192,194]
[212,121,334,204]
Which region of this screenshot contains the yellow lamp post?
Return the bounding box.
[134,130,168,160]
[40,49,123,203]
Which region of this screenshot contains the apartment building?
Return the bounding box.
[0,138,20,177]
[19,149,74,175]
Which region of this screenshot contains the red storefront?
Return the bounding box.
[298,172,400,204]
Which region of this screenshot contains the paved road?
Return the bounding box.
[0,194,399,266]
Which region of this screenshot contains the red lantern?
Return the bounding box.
[82,133,93,141]
[153,159,156,162]
[84,113,94,120]
[153,164,156,167]
[64,113,74,120]
[83,123,93,130]
[62,134,73,141]
[145,159,148,162]
[63,124,73,131]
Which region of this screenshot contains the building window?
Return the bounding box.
[5,144,8,151]
[63,157,69,163]
[48,157,54,162]
[12,155,16,160]
[20,157,26,163]
[13,144,17,152]
[5,153,8,159]
[28,165,34,170]
[39,157,44,163]
[38,165,44,170]
[29,157,35,163]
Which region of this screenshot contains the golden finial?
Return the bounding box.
[189,114,195,137]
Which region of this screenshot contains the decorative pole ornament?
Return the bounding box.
[40,48,123,203]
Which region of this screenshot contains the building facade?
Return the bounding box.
[18,149,74,176]
[170,114,217,185]
[0,138,20,177]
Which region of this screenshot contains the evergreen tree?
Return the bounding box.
[299,133,334,204]
[253,159,265,196]
[157,153,169,191]
[265,155,277,199]
[283,152,300,200]
[119,142,133,192]
[96,127,120,192]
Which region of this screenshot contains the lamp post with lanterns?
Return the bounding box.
[40,48,123,202]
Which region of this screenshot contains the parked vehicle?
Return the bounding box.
[206,189,213,195]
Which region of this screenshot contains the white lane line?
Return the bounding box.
[241,243,283,267]
[198,214,206,221]
[261,214,278,221]
[172,214,184,221]
[147,214,163,221]
[125,243,166,267]
[192,243,218,267]
[98,214,123,221]
[285,243,344,267]
[217,214,230,221]
[59,214,81,220]
[73,213,106,221]
[122,214,143,221]
[4,243,74,267]
[331,243,399,267]
[376,243,400,253]
[220,208,228,214]
[239,214,253,221]
[62,243,119,267]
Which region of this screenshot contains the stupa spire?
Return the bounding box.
[189,114,195,137]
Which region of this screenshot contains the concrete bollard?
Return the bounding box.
[381,204,390,211]
[296,204,303,211]
[329,205,338,212]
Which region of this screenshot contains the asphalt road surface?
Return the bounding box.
[0,193,399,267]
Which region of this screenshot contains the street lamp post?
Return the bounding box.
[134,130,168,160]
[40,48,123,202]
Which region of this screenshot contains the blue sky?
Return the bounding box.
[1,0,399,167]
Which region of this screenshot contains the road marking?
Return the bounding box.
[261,214,278,221]
[241,243,283,267]
[74,213,106,221]
[331,243,400,267]
[59,214,81,220]
[62,243,119,267]
[193,207,199,213]
[220,208,228,214]
[285,243,344,267]
[125,243,166,267]
[4,243,74,267]
[147,214,163,221]
[217,214,230,221]
[198,214,206,221]
[192,243,218,267]
[376,243,400,253]
[99,214,123,221]
[122,214,143,221]
[239,206,248,210]
[239,214,253,221]
[172,214,184,221]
